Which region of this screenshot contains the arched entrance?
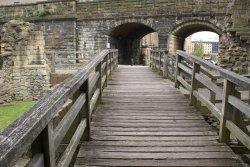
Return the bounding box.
[109,23,157,65]
[168,20,222,54]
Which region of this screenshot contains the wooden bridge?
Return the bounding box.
[0,50,249,167]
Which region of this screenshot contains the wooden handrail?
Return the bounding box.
[0,49,118,167]
[150,49,250,151]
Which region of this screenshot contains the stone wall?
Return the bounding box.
[35,19,77,67]
[218,0,250,74]
[0,20,50,103]
[77,0,230,20]
[0,0,75,21]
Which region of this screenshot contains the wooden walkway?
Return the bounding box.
[75,66,243,167]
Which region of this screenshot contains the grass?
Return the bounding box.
[0,101,35,132]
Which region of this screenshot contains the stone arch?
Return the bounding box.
[108,22,157,64]
[168,20,222,53]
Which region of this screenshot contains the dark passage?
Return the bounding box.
[109,23,155,65]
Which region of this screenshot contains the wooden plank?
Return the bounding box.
[91,131,217,136]
[101,61,106,72]
[226,120,250,150]
[75,158,242,167]
[89,88,100,115]
[101,75,106,88]
[178,63,192,75]
[91,135,218,141]
[81,141,226,147]
[193,90,221,120]
[57,119,87,167]
[79,145,232,153]
[195,73,223,95]
[88,72,99,94]
[54,93,86,149]
[190,62,200,106]
[27,154,44,167]
[79,151,236,159]
[228,95,250,117]
[219,80,235,143]
[177,76,191,91]
[75,65,243,167]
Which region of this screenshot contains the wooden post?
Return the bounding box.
[159,52,162,75]
[209,77,216,104]
[174,54,181,88]
[163,52,169,79]
[81,79,91,141]
[219,79,234,143]
[96,61,102,104]
[104,54,108,87]
[109,53,112,78]
[190,62,200,106]
[31,122,56,167]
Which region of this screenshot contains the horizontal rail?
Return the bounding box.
[150,49,250,151]
[0,49,118,167]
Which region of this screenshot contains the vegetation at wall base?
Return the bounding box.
[0,101,35,132]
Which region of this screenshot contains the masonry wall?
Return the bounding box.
[35,19,77,67]
[77,0,230,20]
[0,0,75,20]
[0,20,50,103]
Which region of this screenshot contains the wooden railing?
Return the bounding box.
[0,49,118,167]
[150,50,176,80]
[150,50,250,150]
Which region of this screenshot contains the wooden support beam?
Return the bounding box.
[190,63,200,106]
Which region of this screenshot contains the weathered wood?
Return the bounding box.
[193,90,221,120]
[42,122,56,167]
[76,66,243,167]
[0,50,118,167]
[226,120,250,150]
[88,72,99,94]
[190,62,200,106]
[89,88,100,115]
[195,73,223,95]
[178,63,192,75]
[177,76,191,91]
[177,50,250,90]
[27,154,44,167]
[57,119,87,167]
[54,93,86,149]
[75,158,243,167]
[219,80,235,143]
[228,95,250,117]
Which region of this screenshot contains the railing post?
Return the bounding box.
[96,61,102,104]
[104,54,108,87]
[174,53,181,88]
[109,52,112,78]
[163,52,168,78]
[190,62,200,106]
[159,52,162,74]
[219,79,234,143]
[31,122,56,167]
[81,79,91,141]
[209,77,216,104]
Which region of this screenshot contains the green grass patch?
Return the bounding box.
[0,101,35,132]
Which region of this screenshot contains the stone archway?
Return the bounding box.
[108,22,157,64]
[167,20,222,54]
